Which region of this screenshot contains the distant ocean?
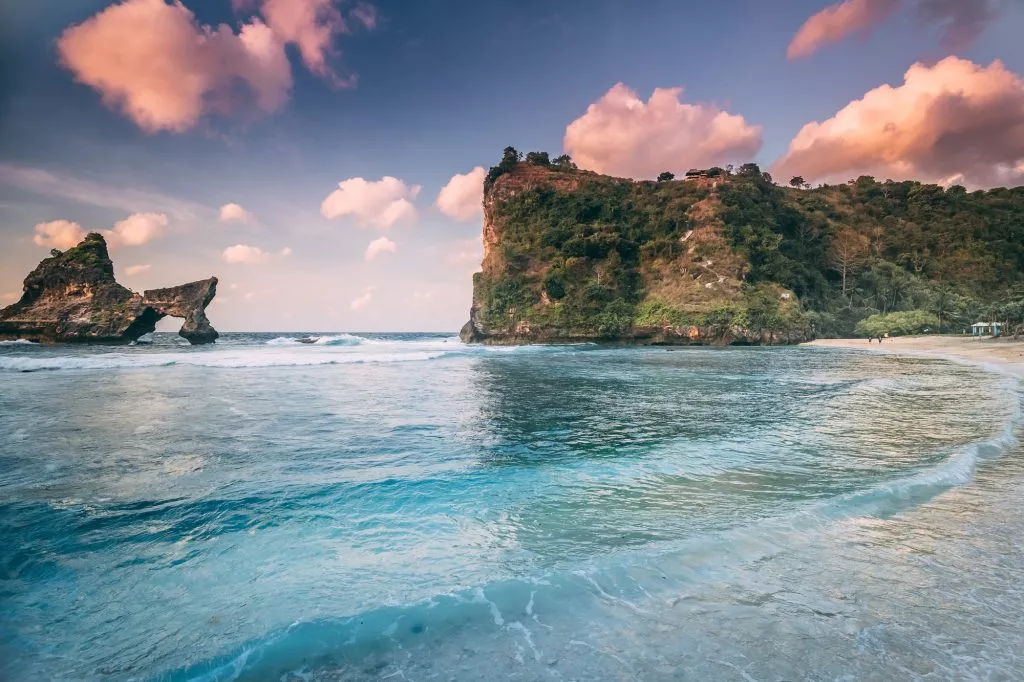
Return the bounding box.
[2,333,1022,680]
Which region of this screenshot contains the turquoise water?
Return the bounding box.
[1,333,1022,680]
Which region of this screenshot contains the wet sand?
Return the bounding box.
[805,335,1024,377]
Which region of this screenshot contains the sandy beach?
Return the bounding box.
[805,335,1024,376]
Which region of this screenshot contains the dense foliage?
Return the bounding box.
[854,311,940,338]
[475,150,1024,341]
[714,167,1024,335]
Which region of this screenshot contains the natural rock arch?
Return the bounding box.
[0,233,220,344]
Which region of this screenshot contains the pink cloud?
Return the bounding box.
[435,167,485,222]
[260,0,350,83]
[321,176,420,228]
[364,236,397,260]
[787,0,1001,60]
[219,202,256,223]
[222,244,271,264]
[33,220,85,250]
[57,0,292,133]
[563,83,762,179]
[771,57,1024,189]
[787,0,899,60]
[103,212,169,247]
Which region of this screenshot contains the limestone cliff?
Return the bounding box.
[461,163,810,345]
[0,233,220,344]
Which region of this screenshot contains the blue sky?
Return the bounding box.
[1,0,1022,331]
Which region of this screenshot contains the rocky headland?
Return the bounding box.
[460,150,1024,345]
[0,233,219,344]
[460,155,810,345]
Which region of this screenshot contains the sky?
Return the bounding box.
[1,0,1022,332]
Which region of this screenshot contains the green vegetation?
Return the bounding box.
[854,311,941,338]
[472,150,1024,342]
[713,167,1024,336]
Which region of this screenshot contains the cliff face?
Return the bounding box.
[0,233,219,344]
[461,164,810,345]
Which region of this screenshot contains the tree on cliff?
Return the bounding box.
[525,151,550,166]
[789,176,805,188]
[830,227,870,298]
[485,147,525,191]
[657,172,674,182]
[552,154,576,170]
[737,163,761,177]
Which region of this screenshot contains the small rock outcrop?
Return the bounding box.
[0,233,219,344]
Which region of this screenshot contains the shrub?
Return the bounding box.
[634,299,687,327]
[543,268,567,300]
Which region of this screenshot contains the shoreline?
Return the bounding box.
[804,335,1024,378]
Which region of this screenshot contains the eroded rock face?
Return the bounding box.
[0,233,220,344]
[142,279,219,344]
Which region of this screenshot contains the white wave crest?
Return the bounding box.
[0,349,464,372]
[265,334,365,347]
[314,334,364,346]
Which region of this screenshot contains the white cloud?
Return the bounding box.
[222,243,271,264]
[104,212,168,247]
[124,264,152,276]
[280,246,293,257]
[436,166,486,221]
[33,220,86,250]
[563,83,763,179]
[321,176,420,228]
[364,236,397,261]
[350,286,374,311]
[219,202,255,223]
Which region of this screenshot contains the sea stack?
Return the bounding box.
[0,233,219,344]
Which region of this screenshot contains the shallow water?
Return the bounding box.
[1,333,1021,680]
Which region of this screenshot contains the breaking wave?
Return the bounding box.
[264,334,365,347]
[0,350,467,372]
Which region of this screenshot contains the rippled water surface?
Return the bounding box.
[1,333,1022,680]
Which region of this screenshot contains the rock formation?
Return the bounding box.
[461,160,811,345]
[0,233,219,344]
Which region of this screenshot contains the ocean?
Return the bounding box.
[1,333,1022,680]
